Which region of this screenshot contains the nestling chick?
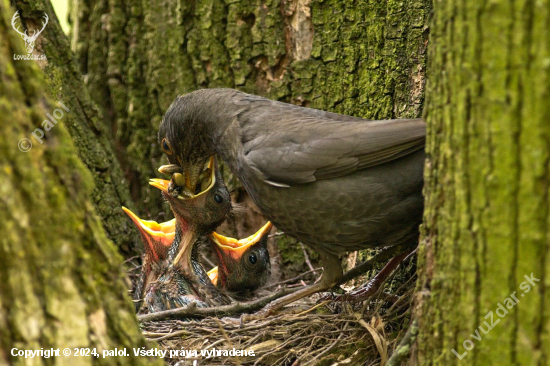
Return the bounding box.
[208,221,272,298]
[145,156,232,311]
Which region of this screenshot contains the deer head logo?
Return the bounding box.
[11,11,48,54]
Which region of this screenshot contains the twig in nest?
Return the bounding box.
[296,300,331,316]
[268,231,286,238]
[200,252,216,268]
[354,313,388,366]
[265,267,323,288]
[214,318,242,366]
[386,287,414,317]
[137,288,296,323]
[300,242,317,277]
[339,243,413,284]
[347,251,358,271]
[148,329,191,341]
[378,292,400,304]
[303,325,347,366]
[387,319,418,366]
[123,255,142,265]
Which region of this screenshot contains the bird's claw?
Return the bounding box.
[240,306,277,323]
[317,292,336,303]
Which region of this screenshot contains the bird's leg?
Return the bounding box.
[332,248,414,303]
[242,250,342,321]
[339,243,410,284]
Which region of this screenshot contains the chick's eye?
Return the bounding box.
[248,253,257,265]
[214,194,223,204]
[162,138,172,155]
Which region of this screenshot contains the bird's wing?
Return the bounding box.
[237,101,425,186]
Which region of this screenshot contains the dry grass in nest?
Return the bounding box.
[138,262,416,366]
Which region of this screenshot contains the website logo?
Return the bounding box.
[12,11,48,60]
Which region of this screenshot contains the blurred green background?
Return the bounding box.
[51,0,68,33]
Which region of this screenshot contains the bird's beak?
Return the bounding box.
[207,267,219,286]
[149,178,171,193]
[209,222,273,260]
[171,228,197,270]
[125,202,195,271]
[122,207,175,260]
[184,163,205,196]
[155,156,216,199]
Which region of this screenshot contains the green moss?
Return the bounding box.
[0,1,160,363]
[416,0,550,363]
[72,0,429,276]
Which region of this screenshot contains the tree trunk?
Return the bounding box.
[12,0,141,256]
[0,1,160,364]
[71,0,431,275]
[415,0,550,364]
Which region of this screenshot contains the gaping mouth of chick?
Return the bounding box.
[122,207,175,260]
[156,156,215,198]
[209,222,273,260]
[122,207,175,240]
[149,156,217,270]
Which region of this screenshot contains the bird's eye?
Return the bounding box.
[162,138,172,155]
[248,253,257,265]
[214,194,223,204]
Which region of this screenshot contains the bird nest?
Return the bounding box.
[137,259,416,366]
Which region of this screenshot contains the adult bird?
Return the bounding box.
[157,88,425,312]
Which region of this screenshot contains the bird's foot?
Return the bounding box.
[329,281,380,303]
[317,292,336,303]
[324,249,415,304]
[240,306,277,323]
[317,282,378,303]
[241,283,329,323]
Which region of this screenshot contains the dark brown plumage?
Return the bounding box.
[158,88,425,310]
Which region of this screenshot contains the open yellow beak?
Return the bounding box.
[148,178,171,193]
[209,222,273,260]
[155,156,216,199]
[122,207,175,260]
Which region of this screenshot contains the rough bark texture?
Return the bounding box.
[71,0,431,275]
[12,0,141,256]
[416,0,550,364]
[0,1,160,363]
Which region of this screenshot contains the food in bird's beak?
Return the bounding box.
[158,157,214,198]
[149,156,231,274]
[139,157,233,312]
[157,164,183,175]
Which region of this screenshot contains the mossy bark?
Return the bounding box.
[12,0,141,256]
[415,0,550,364]
[0,1,161,364]
[71,0,431,276]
